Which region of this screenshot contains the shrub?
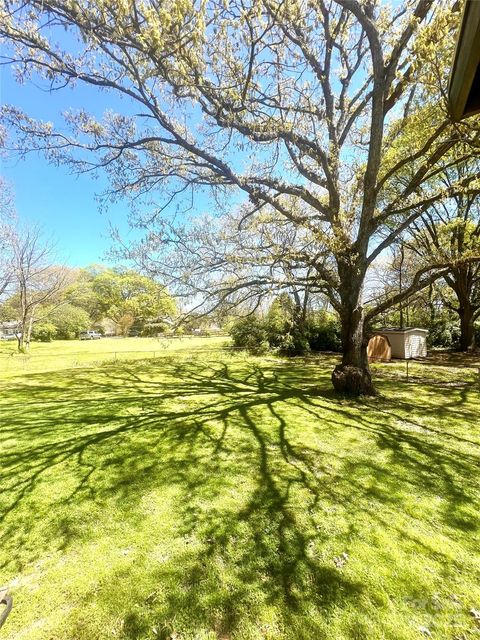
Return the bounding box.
[230,317,270,355]
[427,320,460,349]
[32,321,57,342]
[475,323,480,348]
[276,329,311,356]
[230,309,342,356]
[49,304,91,339]
[118,313,135,337]
[306,312,342,352]
[265,295,311,356]
[142,322,170,337]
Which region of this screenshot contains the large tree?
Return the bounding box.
[408,188,480,352]
[90,268,176,335]
[1,0,480,392]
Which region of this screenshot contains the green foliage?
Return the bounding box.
[141,322,170,337]
[266,293,296,334]
[116,312,135,337]
[2,265,176,342]
[91,268,176,328]
[427,319,461,349]
[229,316,270,355]
[306,311,342,352]
[378,291,466,350]
[264,294,308,356]
[31,320,57,342]
[66,270,104,322]
[274,330,311,357]
[49,303,91,339]
[230,303,342,356]
[0,294,18,322]
[475,323,480,346]
[62,267,177,337]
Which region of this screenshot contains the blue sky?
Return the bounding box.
[0,18,339,271]
[0,64,141,267]
[1,61,237,268]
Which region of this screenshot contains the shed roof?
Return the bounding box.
[377,327,428,335]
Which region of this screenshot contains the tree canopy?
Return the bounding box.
[90,268,176,334]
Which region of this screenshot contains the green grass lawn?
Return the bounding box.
[0,336,228,376]
[1,338,479,639]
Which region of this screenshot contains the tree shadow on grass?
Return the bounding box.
[1,355,479,638]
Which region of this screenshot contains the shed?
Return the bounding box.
[376,328,428,359]
[367,334,392,362]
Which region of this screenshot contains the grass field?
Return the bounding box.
[0,336,229,376]
[1,338,479,639]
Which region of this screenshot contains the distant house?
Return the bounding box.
[0,321,20,339]
[375,328,428,360]
[448,0,480,120]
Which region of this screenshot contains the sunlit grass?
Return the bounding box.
[1,340,479,639]
[0,336,229,376]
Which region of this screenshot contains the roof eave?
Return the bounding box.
[448,0,480,121]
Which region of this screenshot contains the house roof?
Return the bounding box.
[448,0,480,120]
[0,321,19,330]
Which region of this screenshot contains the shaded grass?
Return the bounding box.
[0,344,479,639]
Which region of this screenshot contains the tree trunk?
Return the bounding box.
[332,270,376,396]
[18,314,28,353]
[18,308,36,353]
[26,313,35,350]
[18,283,28,353]
[428,284,435,327]
[458,303,475,352]
[451,270,476,352]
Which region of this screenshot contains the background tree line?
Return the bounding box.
[0,211,176,351]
